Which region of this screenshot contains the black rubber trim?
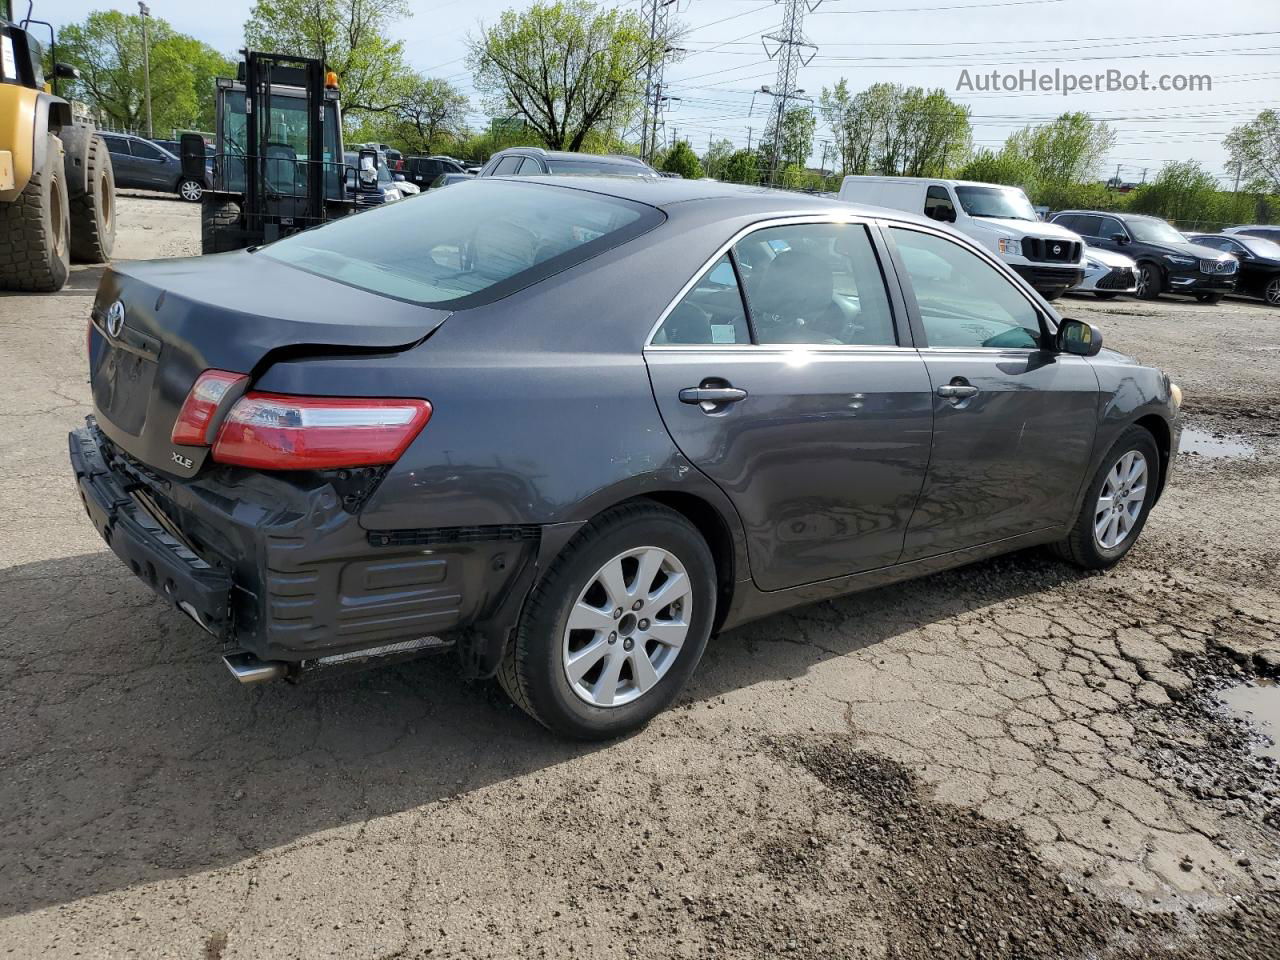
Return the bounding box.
[369,524,542,548]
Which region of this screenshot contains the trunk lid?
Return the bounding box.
[89,251,449,477]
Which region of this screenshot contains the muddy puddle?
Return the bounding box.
[1180,428,1256,459]
[1219,678,1280,760]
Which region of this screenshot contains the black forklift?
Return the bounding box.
[183,50,378,254]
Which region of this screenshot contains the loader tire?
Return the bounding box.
[201,198,244,254]
[0,132,70,292]
[66,129,116,263]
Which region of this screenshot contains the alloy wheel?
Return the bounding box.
[562,546,692,708]
[1094,450,1148,550]
[180,179,203,202]
[1136,265,1155,298]
[1266,277,1280,306]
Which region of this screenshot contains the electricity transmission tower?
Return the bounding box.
[640,0,679,163]
[761,0,820,185]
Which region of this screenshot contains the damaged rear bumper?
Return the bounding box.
[69,420,541,676]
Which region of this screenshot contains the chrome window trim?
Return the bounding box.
[642,213,900,350]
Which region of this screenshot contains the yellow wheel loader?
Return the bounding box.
[0,7,115,292]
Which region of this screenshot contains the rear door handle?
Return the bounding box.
[679,386,747,405]
[937,384,979,399]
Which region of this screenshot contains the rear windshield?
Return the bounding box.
[260,179,662,307]
[546,158,654,177]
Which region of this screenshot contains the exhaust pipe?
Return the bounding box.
[223,650,289,684]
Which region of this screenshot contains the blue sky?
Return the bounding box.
[45,0,1280,184]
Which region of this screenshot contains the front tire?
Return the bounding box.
[1194,291,1223,304]
[0,132,70,292]
[1053,425,1160,570]
[499,502,716,739]
[201,198,243,254]
[1265,276,1280,306]
[68,130,116,263]
[1135,263,1161,300]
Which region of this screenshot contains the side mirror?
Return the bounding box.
[54,62,80,80]
[1057,318,1103,357]
[1111,233,1129,245]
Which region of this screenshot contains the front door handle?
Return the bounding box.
[937,383,979,400]
[679,386,747,405]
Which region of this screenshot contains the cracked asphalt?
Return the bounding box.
[2,194,1279,959]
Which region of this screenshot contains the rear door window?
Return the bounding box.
[102,135,131,156]
[734,223,898,346]
[924,186,956,223]
[261,179,663,308]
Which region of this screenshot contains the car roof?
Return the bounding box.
[496,147,651,167]
[482,174,936,224]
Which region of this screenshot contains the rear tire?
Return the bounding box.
[67,130,116,263]
[0,132,70,292]
[201,198,243,254]
[178,177,204,203]
[498,502,716,739]
[1052,425,1160,570]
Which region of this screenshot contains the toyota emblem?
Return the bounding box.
[105,301,125,338]
[1052,243,1062,255]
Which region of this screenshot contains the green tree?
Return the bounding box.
[661,140,702,179]
[469,1,667,151]
[1128,161,1223,224]
[722,149,760,185]
[818,80,969,177]
[956,146,1037,190]
[701,138,734,180]
[55,11,233,135]
[355,73,471,153]
[1224,109,1280,195]
[1006,112,1114,189]
[244,0,411,121]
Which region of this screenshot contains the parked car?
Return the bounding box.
[100,132,207,202]
[1187,233,1280,306]
[1049,210,1238,302]
[342,150,404,205]
[478,147,659,179]
[71,178,1182,739]
[1072,243,1139,299]
[356,142,403,169]
[838,177,1087,301]
[1224,224,1280,245]
[404,155,468,190]
[430,172,474,189]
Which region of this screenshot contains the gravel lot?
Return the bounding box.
[2,194,1278,959]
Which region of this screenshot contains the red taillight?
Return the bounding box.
[211,393,432,470]
[172,370,249,446]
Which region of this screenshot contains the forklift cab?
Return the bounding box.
[194,51,359,253]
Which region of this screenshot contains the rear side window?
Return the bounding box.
[132,140,166,160]
[891,227,1043,350]
[515,157,542,175]
[492,156,522,175]
[653,255,751,345]
[261,180,662,308]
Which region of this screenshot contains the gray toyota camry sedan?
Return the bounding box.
[70,177,1182,739]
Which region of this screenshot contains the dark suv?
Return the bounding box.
[478,147,658,179]
[405,155,468,190]
[100,132,208,202]
[1049,210,1237,302]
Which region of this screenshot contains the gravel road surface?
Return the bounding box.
[2,194,1278,959]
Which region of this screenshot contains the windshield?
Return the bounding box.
[954,185,1038,221]
[1127,217,1186,244]
[546,158,655,177]
[261,180,662,307]
[1241,236,1280,258]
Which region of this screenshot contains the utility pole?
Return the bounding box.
[138,1,153,138]
[639,0,678,163]
[761,0,820,186]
